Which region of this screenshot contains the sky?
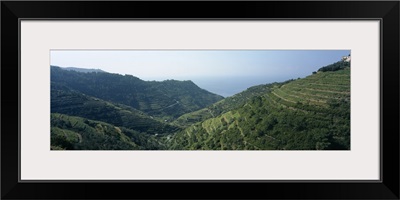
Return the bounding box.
[50,50,350,81]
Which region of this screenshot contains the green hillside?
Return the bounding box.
[51,60,350,151]
[51,85,180,135]
[51,113,163,150]
[318,60,350,72]
[169,68,350,150]
[51,66,224,120]
[172,81,288,128]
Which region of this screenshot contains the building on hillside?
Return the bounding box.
[342,55,351,62]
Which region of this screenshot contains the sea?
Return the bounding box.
[143,76,297,97]
[192,76,296,97]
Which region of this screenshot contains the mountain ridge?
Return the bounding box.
[51,61,350,150]
[51,66,224,120]
[52,65,106,73]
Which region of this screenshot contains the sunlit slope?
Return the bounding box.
[51,113,163,150]
[169,68,350,150]
[172,82,284,128]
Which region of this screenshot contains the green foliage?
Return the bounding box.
[51,87,180,135]
[318,61,350,72]
[172,82,284,128]
[50,113,163,150]
[51,66,223,120]
[169,69,350,150]
[51,63,350,151]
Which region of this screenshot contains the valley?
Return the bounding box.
[50,60,350,150]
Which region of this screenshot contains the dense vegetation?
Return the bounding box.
[318,60,350,72]
[51,113,163,150]
[51,63,350,150]
[172,81,287,128]
[51,66,224,120]
[51,85,180,135]
[169,68,350,150]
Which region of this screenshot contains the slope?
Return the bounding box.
[51,113,162,150]
[51,66,224,120]
[169,68,350,150]
[172,81,289,128]
[51,84,180,135]
[63,66,106,73]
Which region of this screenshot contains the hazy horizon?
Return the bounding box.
[51,50,350,97]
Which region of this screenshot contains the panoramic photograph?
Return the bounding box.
[50,50,351,150]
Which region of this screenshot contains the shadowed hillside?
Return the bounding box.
[51,66,224,120]
[51,85,180,135]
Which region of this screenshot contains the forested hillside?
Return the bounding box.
[51,85,180,135]
[51,62,350,150]
[169,68,350,150]
[51,66,224,120]
[51,113,163,150]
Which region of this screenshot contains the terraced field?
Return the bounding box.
[169,68,350,150]
[267,68,350,114]
[172,82,281,128]
[51,63,350,150]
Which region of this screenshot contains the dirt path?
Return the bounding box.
[271,91,297,104]
[301,87,349,94]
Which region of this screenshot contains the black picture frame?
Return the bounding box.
[1,1,399,199]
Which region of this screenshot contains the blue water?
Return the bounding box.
[190,76,296,97]
[143,76,298,97]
